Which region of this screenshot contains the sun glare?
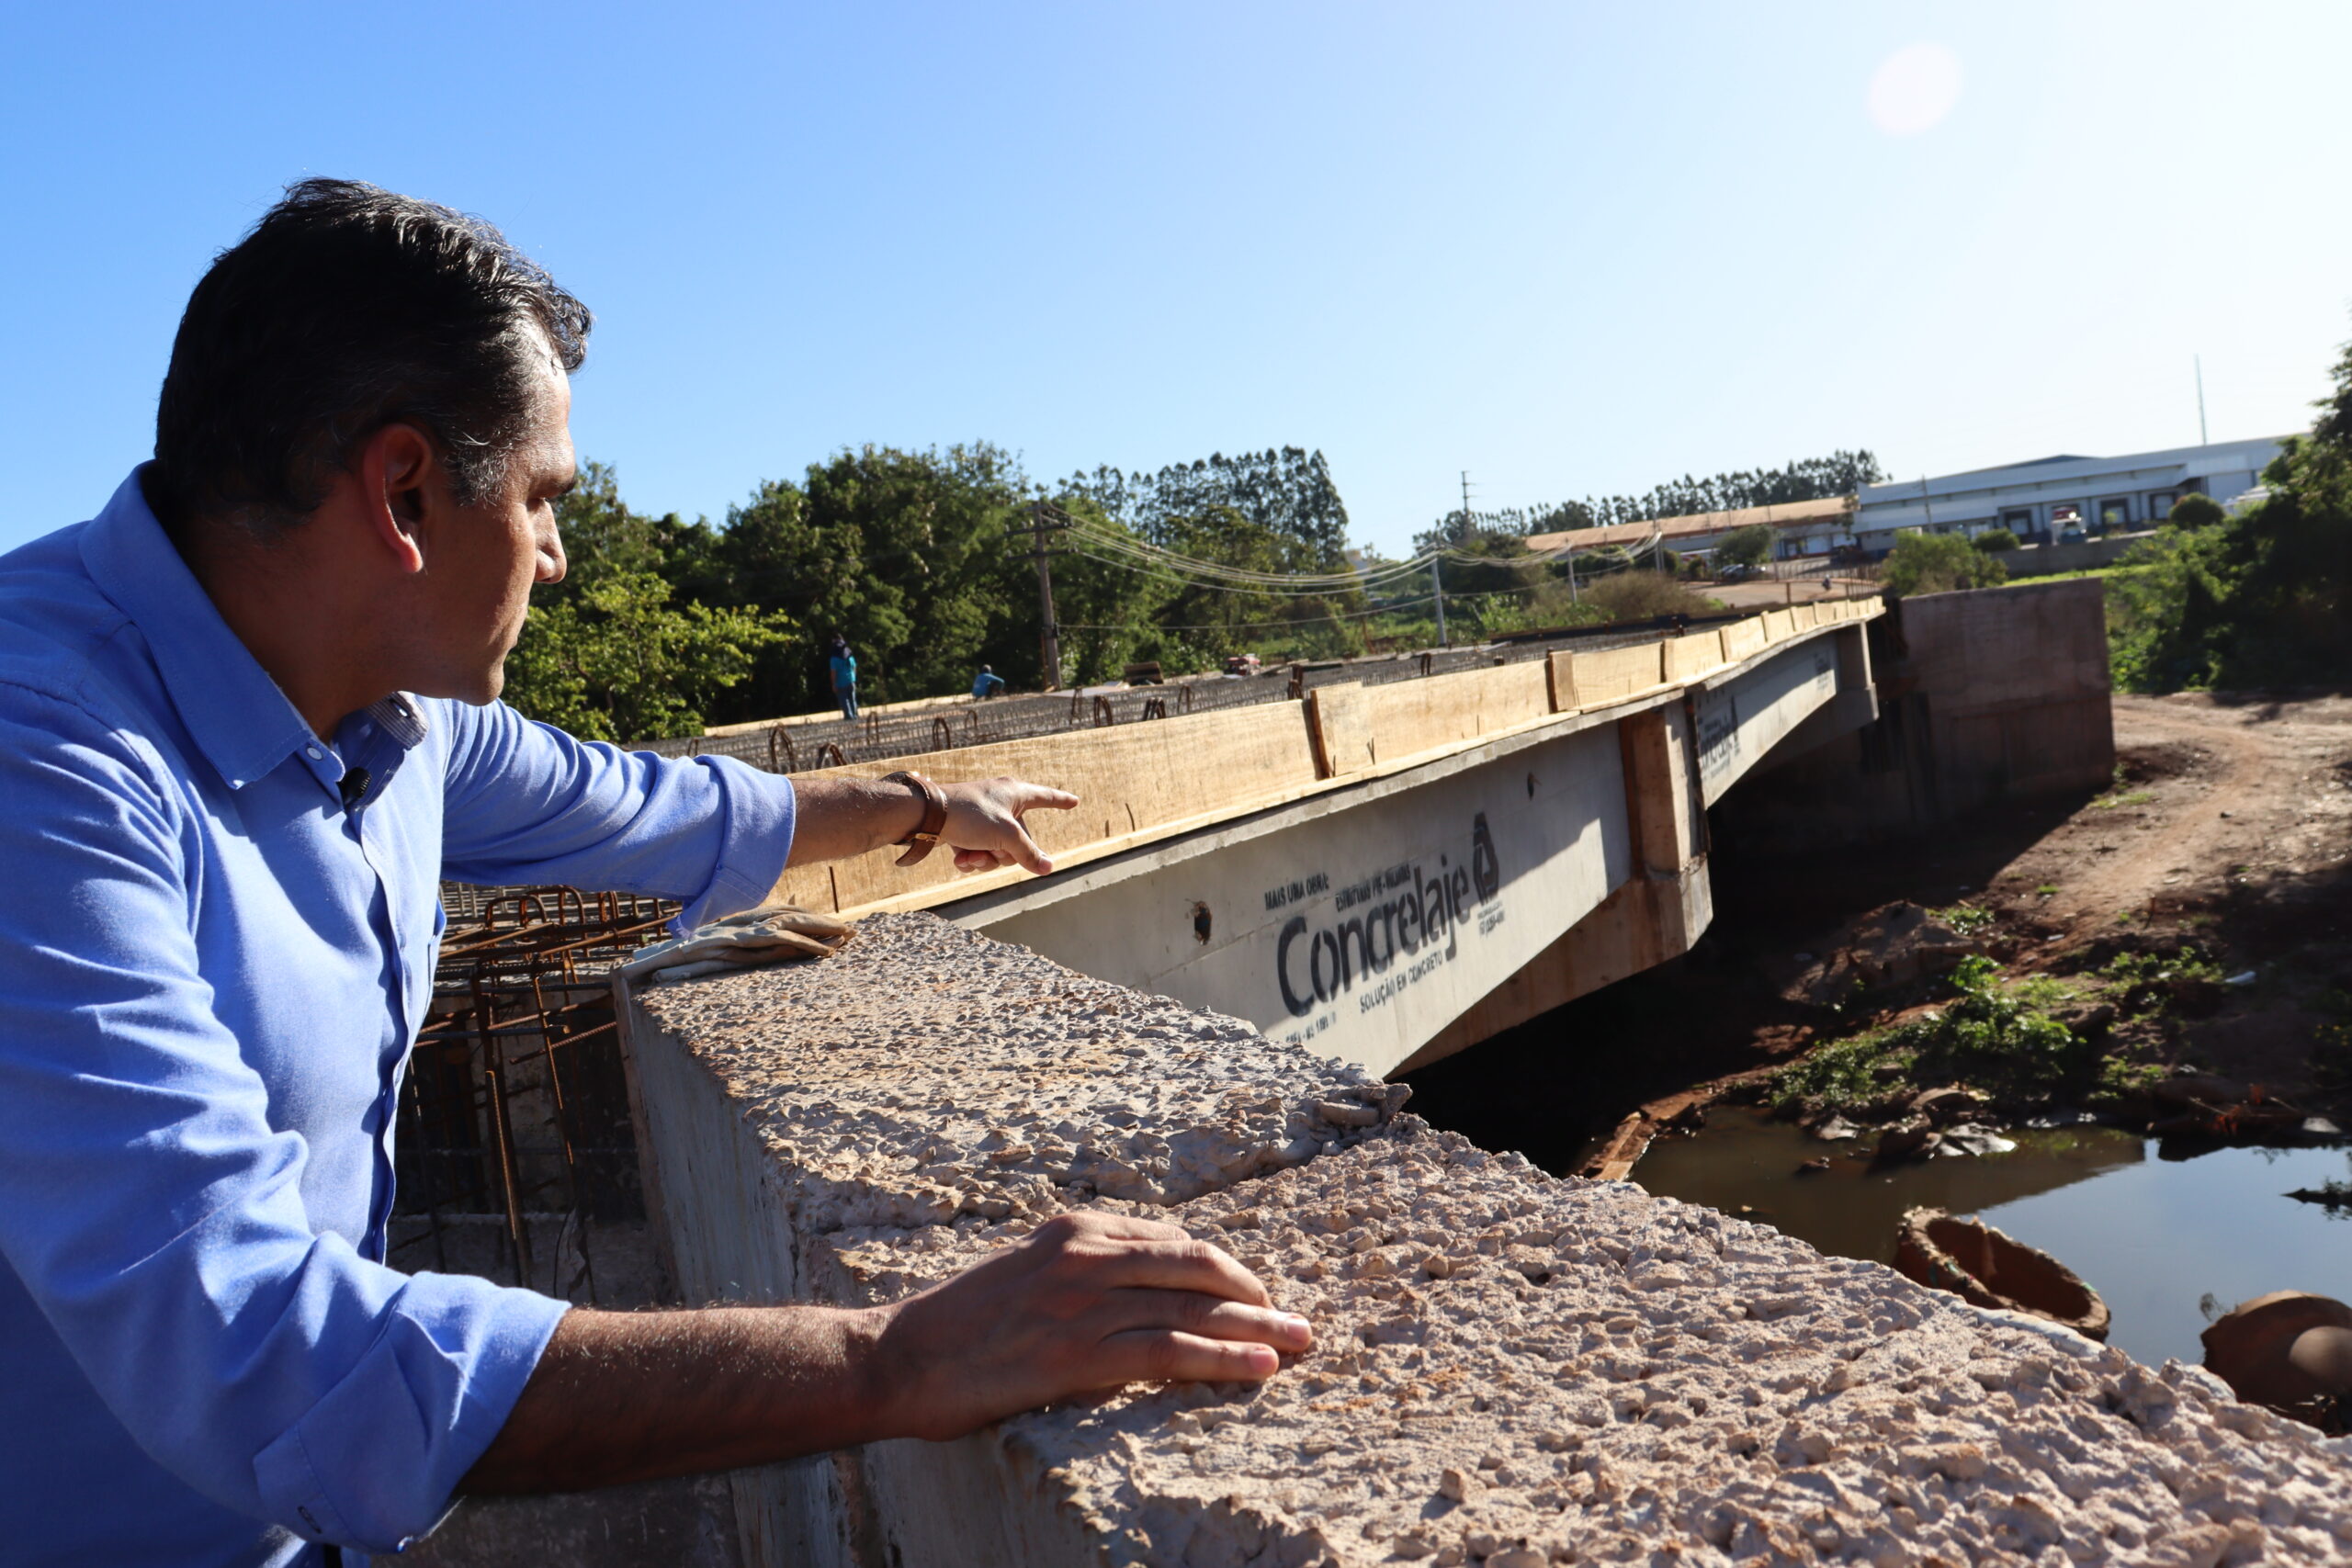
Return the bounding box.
[1867,42,1963,137]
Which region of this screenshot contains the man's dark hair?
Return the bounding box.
[152,177,592,536]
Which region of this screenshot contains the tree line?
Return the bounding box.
[507,443,1893,743]
[510,445,1366,741]
[1414,450,1887,551]
[2109,327,2352,690]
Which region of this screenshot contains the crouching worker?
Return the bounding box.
[0,179,1311,1567]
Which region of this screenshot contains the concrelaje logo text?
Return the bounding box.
[1274,813,1501,1019]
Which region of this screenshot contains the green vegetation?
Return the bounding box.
[503,571,791,742]
[2166,492,2227,530]
[2314,999,2352,1096]
[1971,528,2019,553]
[1881,532,2008,596]
[2009,973,2076,1012]
[511,445,1340,731]
[1581,570,1720,622]
[2102,945,2227,1014]
[500,440,1879,739]
[2094,788,2154,809]
[1930,902,1997,937]
[2108,329,2352,690]
[1898,957,2093,1100]
[1998,564,2150,586]
[1771,1030,1905,1113]
[1427,452,1884,537]
[1714,524,1775,570]
[1773,957,2096,1112]
[2098,1055,2170,1099]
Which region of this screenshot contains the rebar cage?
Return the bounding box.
[392,886,674,1304]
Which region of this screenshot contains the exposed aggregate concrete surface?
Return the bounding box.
[637,914,2352,1567]
[633,912,1406,1232]
[820,1128,2352,1566]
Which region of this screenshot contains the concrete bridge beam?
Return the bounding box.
[956,619,1874,1077]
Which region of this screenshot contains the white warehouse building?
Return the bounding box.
[1851,435,2289,554]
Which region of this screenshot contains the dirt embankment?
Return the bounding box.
[1984,693,2352,1091]
[1403,693,2352,1175]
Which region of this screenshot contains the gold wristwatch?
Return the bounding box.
[881,771,948,865]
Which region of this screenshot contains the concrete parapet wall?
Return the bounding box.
[623,915,2352,1566]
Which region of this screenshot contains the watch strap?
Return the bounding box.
[881,771,949,865]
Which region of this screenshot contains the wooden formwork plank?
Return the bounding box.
[1306,682,1373,779]
[758,610,1889,919]
[1358,660,1550,762]
[791,701,1322,912]
[1555,644,1665,709]
[769,859,839,912]
[1720,616,1769,664]
[1662,629,1728,684]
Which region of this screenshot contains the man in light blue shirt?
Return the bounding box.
[0,179,1310,1566]
[972,662,1007,698]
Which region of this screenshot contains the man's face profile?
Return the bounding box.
[390,350,575,706]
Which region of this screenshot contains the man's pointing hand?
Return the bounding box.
[942,776,1079,874]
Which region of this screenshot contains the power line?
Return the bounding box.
[1044,503,1429,589]
[1056,541,1421,598]
[1058,581,1566,635]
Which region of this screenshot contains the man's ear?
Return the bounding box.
[361,423,436,575]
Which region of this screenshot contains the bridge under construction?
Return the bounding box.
[729,596,1896,1075]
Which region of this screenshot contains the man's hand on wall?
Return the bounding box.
[863,1211,1314,1443]
[460,1212,1311,1495]
[942,776,1079,874]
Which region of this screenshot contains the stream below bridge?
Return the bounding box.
[1630,1106,2352,1369]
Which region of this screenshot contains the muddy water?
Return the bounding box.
[1632,1108,2352,1369]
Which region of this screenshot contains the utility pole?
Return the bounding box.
[1015,501,1070,690]
[2196,355,2209,446]
[1438,470,1475,649]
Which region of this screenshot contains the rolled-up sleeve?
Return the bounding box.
[0,690,570,1552]
[439,700,797,930]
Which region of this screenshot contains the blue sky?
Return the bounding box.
[2,2,2346,558]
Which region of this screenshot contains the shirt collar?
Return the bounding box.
[77,468,425,791]
[362,692,431,749]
